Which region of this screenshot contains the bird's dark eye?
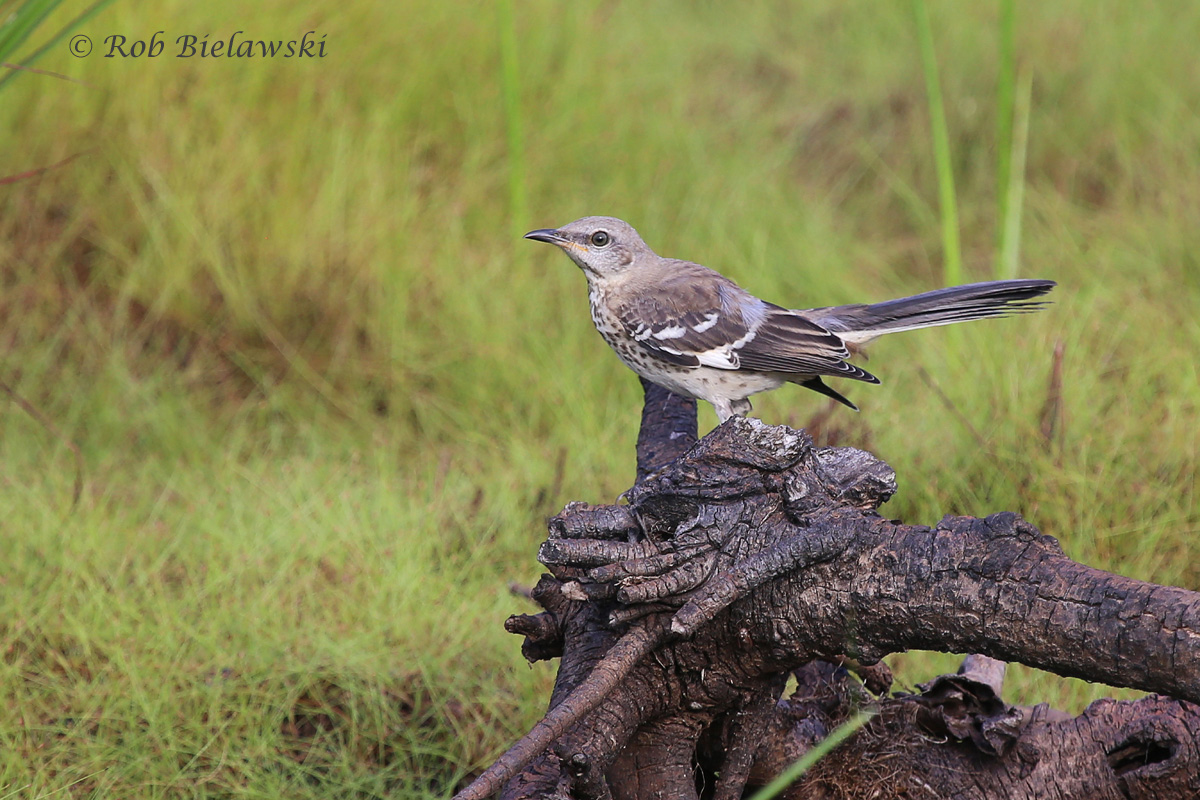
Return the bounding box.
[590,231,611,247]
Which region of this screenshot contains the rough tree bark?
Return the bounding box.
[455,379,1200,799]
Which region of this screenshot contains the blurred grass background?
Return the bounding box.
[1,0,1198,796]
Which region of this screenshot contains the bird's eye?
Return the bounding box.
[590,231,611,247]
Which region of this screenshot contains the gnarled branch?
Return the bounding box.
[455,389,1200,800]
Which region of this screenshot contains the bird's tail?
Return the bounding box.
[803,279,1055,344]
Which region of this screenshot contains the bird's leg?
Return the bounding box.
[713,397,752,423]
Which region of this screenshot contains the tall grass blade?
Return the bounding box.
[998,68,1032,279]
[0,0,118,92]
[497,0,528,239]
[0,0,63,62]
[994,0,1017,274]
[911,0,962,285]
[746,710,875,800]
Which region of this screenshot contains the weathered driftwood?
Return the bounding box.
[455,380,1200,800]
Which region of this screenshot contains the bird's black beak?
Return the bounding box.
[523,228,568,246]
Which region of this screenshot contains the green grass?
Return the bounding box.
[0,0,117,93]
[2,0,1199,796]
[747,710,874,800]
[910,0,963,284]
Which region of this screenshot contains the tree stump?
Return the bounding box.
[456,380,1200,799]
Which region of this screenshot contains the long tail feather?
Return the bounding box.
[804,279,1055,344]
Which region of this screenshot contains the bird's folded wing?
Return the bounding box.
[614,279,875,381]
[737,306,877,381]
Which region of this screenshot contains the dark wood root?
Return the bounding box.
[458,621,667,800]
[635,378,697,483]
[766,692,1200,799]
[453,384,1200,800]
[958,653,1007,696]
[607,714,708,800]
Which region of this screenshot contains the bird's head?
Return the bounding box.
[524,216,651,281]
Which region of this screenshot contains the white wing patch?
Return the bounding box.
[694,347,740,370]
[652,325,688,340]
[639,315,721,343]
[691,321,762,371]
[691,313,720,333]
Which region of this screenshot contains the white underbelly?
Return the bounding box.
[630,362,787,404]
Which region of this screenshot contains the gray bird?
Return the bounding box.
[525,216,1055,422]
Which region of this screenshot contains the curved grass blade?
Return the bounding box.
[746,710,875,800]
[0,0,118,93]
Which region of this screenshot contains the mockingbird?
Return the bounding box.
[526,216,1055,422]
